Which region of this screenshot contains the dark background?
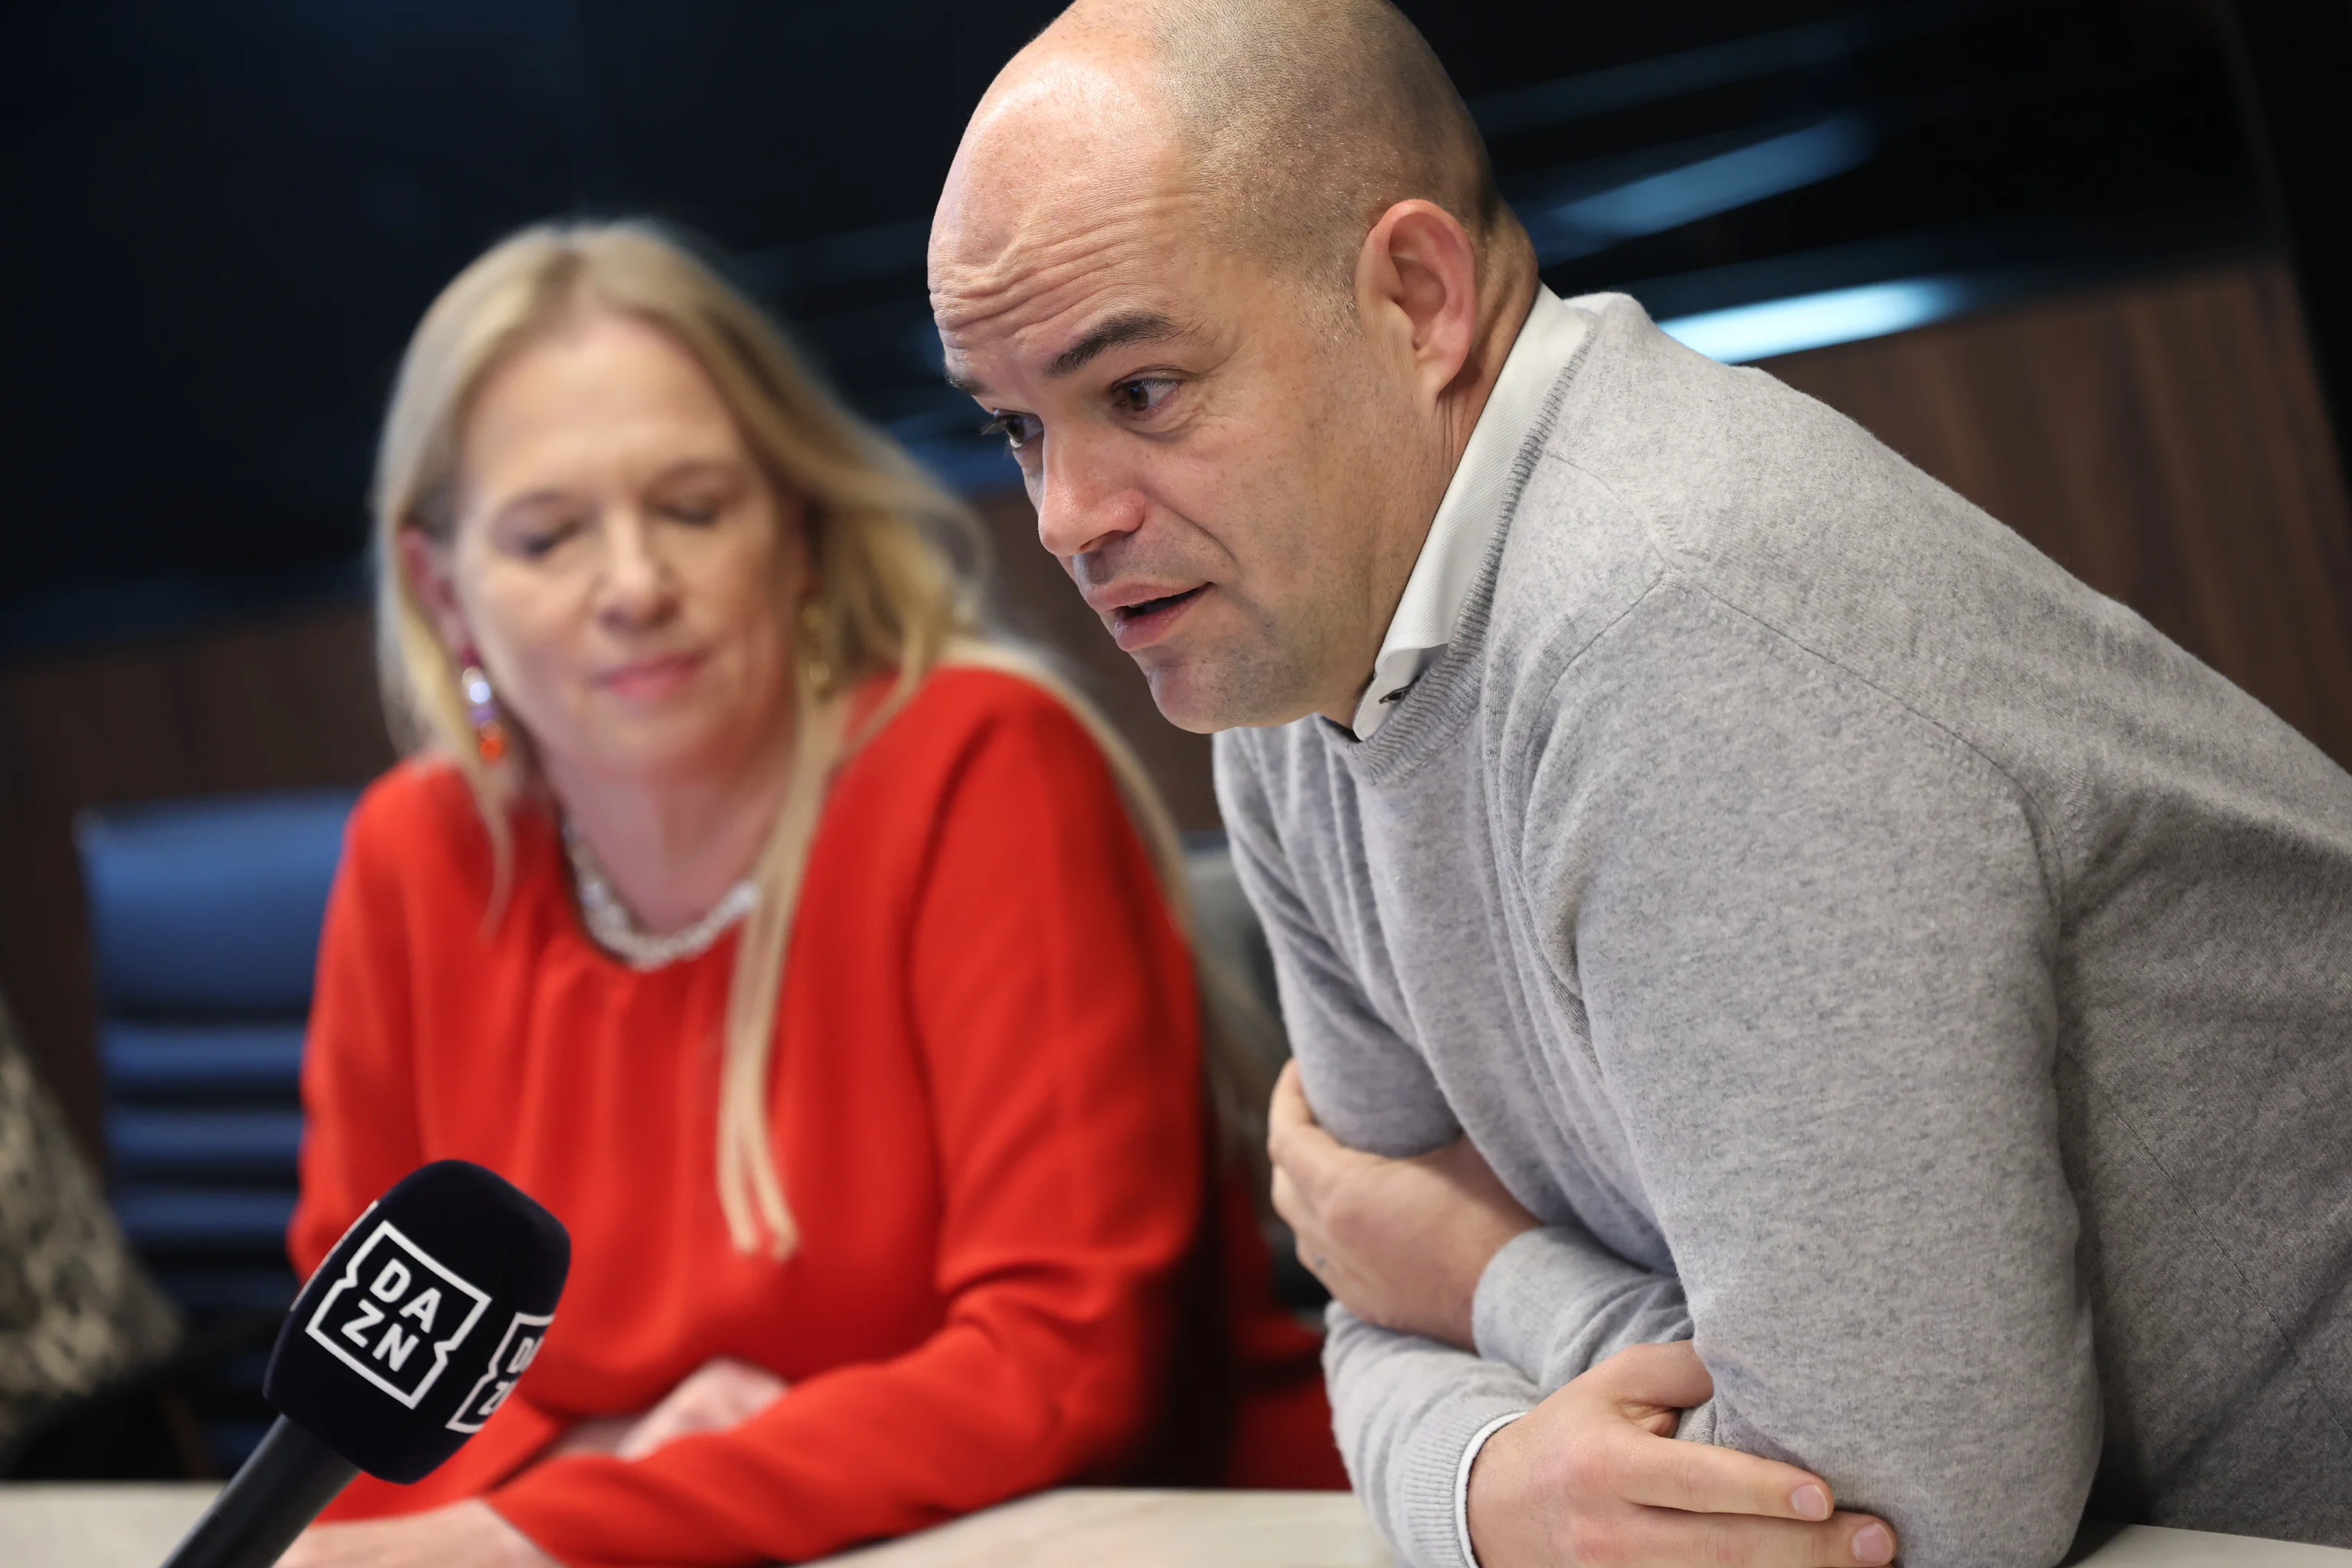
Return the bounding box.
[0,0,2286,648]
[5,0,2349,1165]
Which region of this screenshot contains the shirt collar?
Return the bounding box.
[1348,285,1588,740]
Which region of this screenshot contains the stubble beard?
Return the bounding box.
[1137,590,1344,733]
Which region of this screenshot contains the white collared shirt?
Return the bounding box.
[1349,286,1589,740]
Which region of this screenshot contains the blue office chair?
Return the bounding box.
[1181,829,1328,1316]
[75,788,359,1468]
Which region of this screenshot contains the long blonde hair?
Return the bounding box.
[371,220,1258,1255]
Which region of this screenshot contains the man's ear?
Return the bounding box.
[395,526,472,657]
[1353,199,1481,407]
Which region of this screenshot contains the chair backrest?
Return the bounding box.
[1181,830,1289,1076]
[74,788,359,1468]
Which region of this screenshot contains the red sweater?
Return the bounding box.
[292,668,1325,1566]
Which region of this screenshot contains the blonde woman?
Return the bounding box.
[281,223,1334,1568]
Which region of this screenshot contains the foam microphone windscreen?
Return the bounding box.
[265,1159,570,1483]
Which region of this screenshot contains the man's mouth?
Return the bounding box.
[1115,585,1205,621]
[1109,584,1208,650]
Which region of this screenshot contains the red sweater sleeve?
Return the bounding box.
[290,775,430,1279]
[488,689,1204,1565]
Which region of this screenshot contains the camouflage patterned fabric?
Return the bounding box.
[0,998,180,1456]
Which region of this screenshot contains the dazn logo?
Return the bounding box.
[448,1311,554,1432]
[304,1221,492,1407]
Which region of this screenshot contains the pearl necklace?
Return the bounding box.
[560,820,760,971]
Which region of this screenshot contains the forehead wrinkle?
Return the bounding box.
[932,231,1216,425]
[934,272,1179,406]
[1047,309,1184,378]
[933,189,1191,326]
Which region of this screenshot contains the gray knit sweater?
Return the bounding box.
[1216,295,2352,1568]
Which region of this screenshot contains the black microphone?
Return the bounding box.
[158,1160,571,1568]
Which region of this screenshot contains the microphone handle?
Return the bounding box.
[158,1415,360,1568]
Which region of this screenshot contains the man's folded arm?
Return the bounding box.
[1217,740,1459,1156]
[1472,1221,1694,1396]
[1325,1303,1542,1568]
[1222,740,1694,1566]
[1535,599,2102,1566]
[1218,742,1521,1566]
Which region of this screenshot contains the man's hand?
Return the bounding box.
[1468,1341,1897,1568]
[278,1501,554,1568]
[1268,1060,1540,1348]
[612,1355,787,1460]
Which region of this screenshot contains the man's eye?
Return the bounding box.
[981,411,1041,450]
[1113,378,1177,416]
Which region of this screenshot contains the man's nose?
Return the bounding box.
[1034,439,1148,560]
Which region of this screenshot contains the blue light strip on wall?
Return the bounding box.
[1658,276,1975,362]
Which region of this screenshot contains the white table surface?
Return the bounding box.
[5,1483,2348,1568]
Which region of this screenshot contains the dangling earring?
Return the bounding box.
[796,598,835,697]
[459,659,509,764]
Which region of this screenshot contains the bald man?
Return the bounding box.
[929,5,2352,1568]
